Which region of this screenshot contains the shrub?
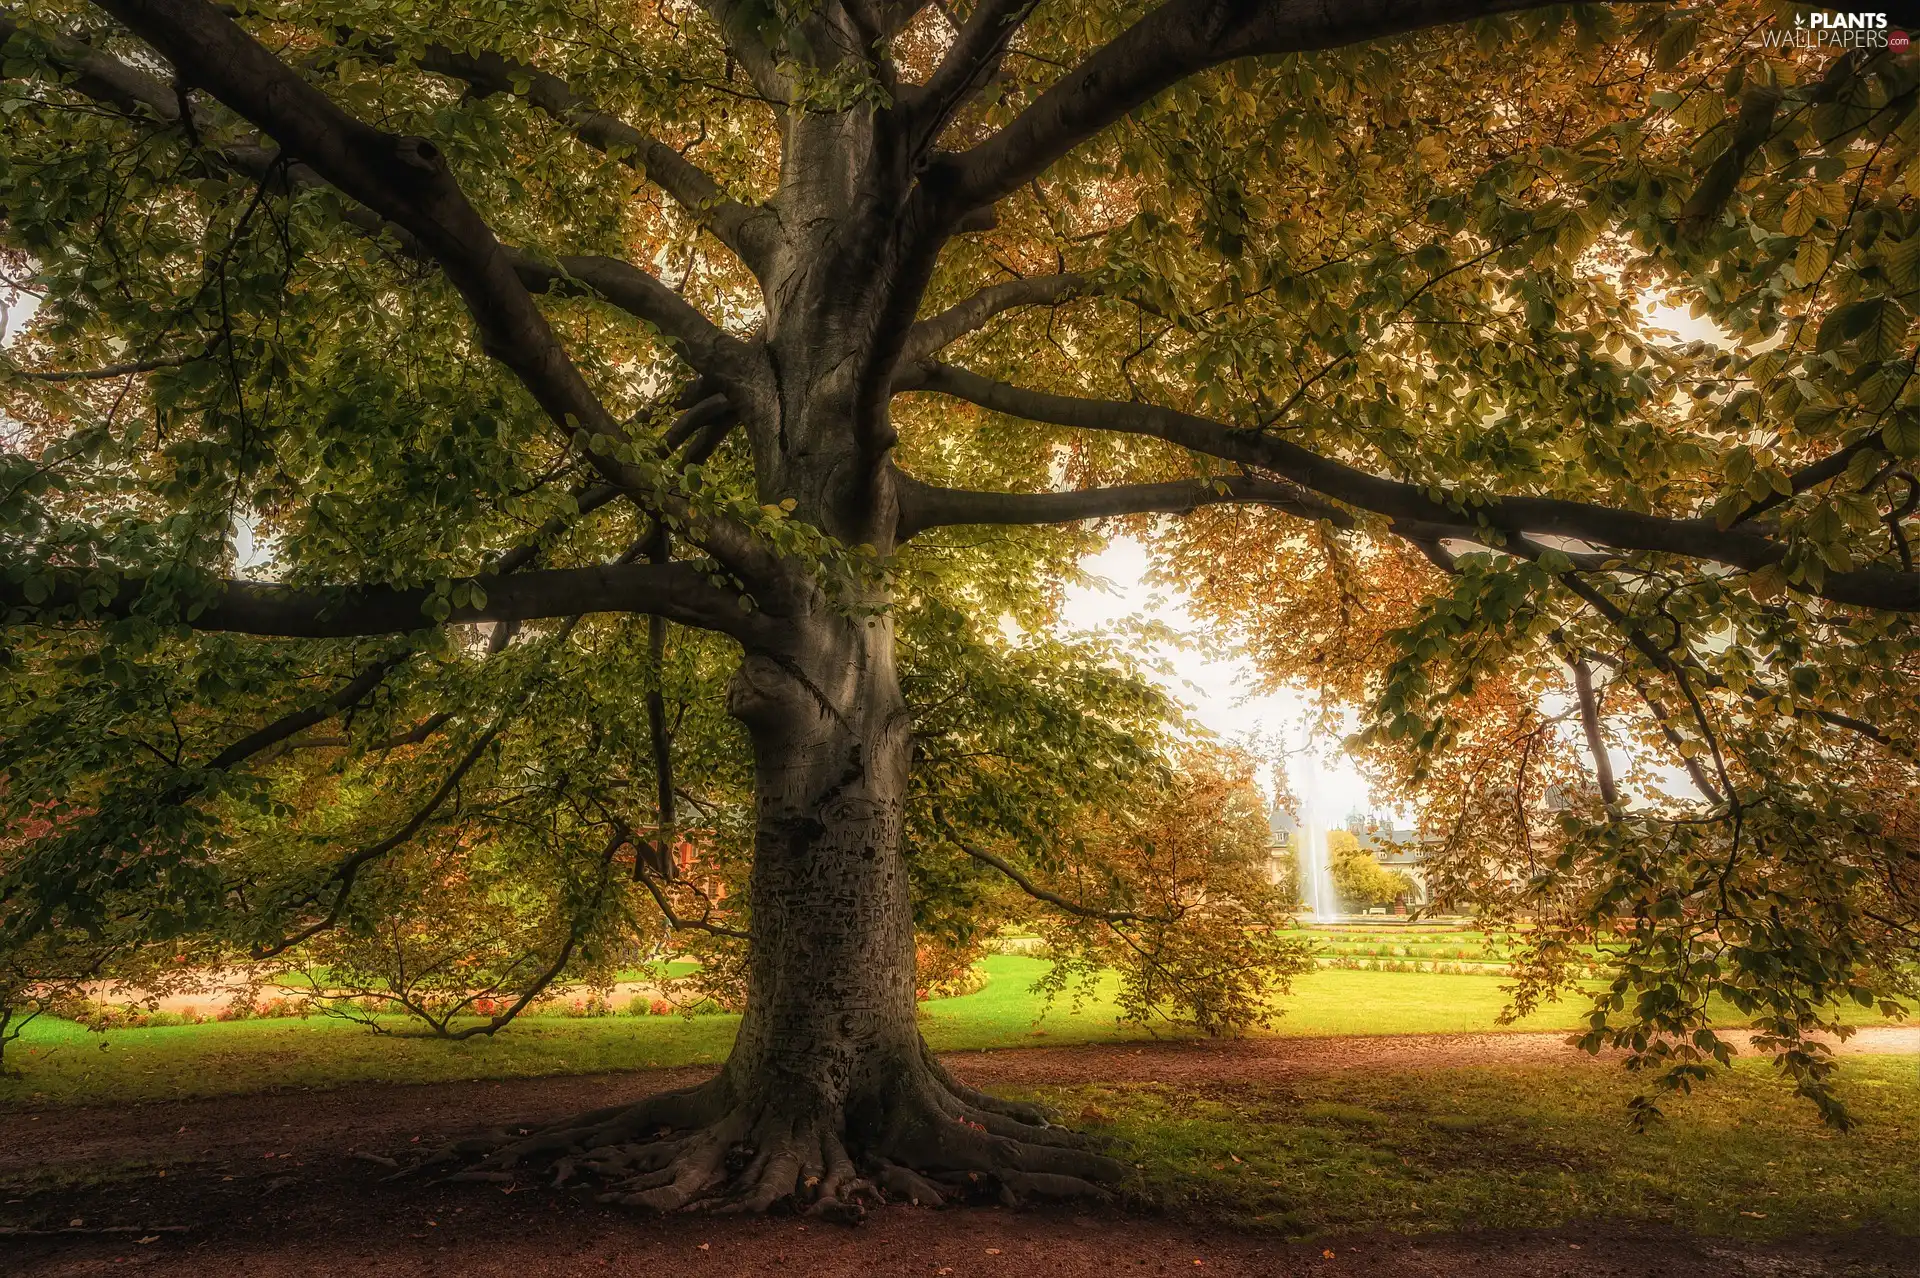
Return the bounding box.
[561,993,614,1018]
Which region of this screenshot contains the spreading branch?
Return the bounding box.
[0,7,177,117]
[1566,652,1620,809]
[251,704,520,958]
[894,469,1349,538]
[4,351,204,382]
[900,272,1085,362]
[7,10,757,394]
[205,654,410,772]
[636,866,751,939]
[0,9,436,260]
[439,826,630,1040]
[413,43,777,274]
[909,0,1041,155]
[901,362,1920,612]
[961,841,1178,925]
[507,250,756,379]
[925,0,1583,214]
[4,8,781,592]
[91,0,767,544]
[2,560,763,641]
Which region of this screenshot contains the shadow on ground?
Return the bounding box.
[4,1036,1915,1276]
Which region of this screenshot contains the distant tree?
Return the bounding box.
[1326,830,1414,911]
[1033,760,1309,1036]
[4,0,1920,1211]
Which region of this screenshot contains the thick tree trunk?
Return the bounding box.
[444,612,1122,1212]
[720,615,922,1129]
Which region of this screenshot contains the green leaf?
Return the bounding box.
[1883,413,1920,457]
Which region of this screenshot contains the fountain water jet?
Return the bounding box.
[1295,746,1342,920]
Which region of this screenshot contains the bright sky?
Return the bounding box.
[1058,535,1379,820]
[1045,299,1727,823]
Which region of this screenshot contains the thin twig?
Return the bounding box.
[960,841,1179,925]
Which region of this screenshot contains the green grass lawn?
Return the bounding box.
[3,956,1915,1245]
[2,956,1910,1109]
[919,957,1602,1046]
[1042,1054,1920,1240]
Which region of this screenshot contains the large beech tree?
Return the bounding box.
[5,0,1920,1211]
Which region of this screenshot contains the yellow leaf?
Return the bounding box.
[1793,237,1830,286]
[1783,190,1816,237]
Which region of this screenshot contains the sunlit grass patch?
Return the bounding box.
[3,956,1910,1109]
[1032,1056,1920,1240]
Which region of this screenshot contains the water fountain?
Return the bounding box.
[1294,747,1342,921]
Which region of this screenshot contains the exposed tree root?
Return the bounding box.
[410,1043,1125,1217]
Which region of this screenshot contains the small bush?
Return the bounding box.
[560,993,614,1018]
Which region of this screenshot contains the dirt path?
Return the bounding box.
[6,1025,1913,1172]
[938,1024,1920,1088]
[6,1212,1914,1277]
[3,1028,1914,1277]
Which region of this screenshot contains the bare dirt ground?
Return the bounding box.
[4,1029,1916,1277]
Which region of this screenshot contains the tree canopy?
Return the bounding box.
[2,0,1919,1210]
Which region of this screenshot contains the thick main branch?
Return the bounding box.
[894,469,1347,538]
[927,0,1590,213]
[901,273,1085,362]
[901,362,1920,612]
[91,0,759,490]
[414,44,777,274]
[2,561,761,640]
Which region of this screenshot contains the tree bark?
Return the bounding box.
[721,616,921,1127]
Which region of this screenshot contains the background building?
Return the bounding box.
[1343,811,1433,907]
